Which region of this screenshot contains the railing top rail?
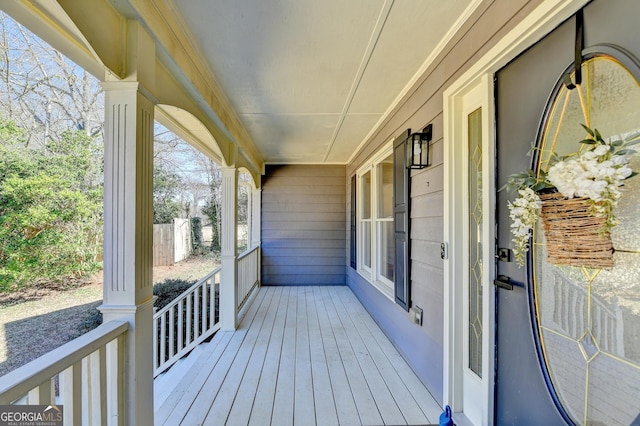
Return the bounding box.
[238,245,259,261]
[153,265,222,318]
[0,320,129,404]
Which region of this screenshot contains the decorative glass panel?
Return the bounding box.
[533,54,640,425]
[468,107,483,378]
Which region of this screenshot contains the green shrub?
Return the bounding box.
[191,217,203,251]
[0,126,103,291]
[153,278,197,310]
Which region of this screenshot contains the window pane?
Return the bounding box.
[237,183,249,254]
[362,171,371,219]
[362,221,371,268]
[468,107,483,378]
[378,221,394,281]
[378,154,394,218]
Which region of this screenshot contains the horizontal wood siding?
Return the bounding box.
[345,0,544,404]
[262,165,346,286]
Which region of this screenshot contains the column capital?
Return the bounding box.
[100,80,159,105]
[100,80,140,92]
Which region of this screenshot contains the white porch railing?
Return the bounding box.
[153,248,259,377]
[0,320,128,425]
[237,246,259,312]
[153,267,221,377]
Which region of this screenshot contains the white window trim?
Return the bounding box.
[356,141,394,300]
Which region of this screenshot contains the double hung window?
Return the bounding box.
[357,144,395,298]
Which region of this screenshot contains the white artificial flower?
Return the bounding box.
[508,188,541,266]
[615,165,633,180]
[548,145,632,204]
[593,145,609,156]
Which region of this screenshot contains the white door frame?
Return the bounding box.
[442,0,589,424]
[444,73,495,426]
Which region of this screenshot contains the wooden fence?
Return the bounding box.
[153,218,192,266]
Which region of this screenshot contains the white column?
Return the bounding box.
[251,187,262,288]
[220,166,238,330]
[99,80,154,426]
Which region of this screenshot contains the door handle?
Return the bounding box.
[493,275,514,290]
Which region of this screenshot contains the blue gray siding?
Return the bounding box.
[261,165,346,286]
[346,0,541,406]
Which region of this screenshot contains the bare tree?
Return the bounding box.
[1,12,239,255]
[0,12,103,147]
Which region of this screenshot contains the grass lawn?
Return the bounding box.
[0,254,219,377]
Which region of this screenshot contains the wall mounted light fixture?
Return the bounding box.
[406,124,432,169]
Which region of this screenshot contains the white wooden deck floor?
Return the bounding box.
[154,286,442,425]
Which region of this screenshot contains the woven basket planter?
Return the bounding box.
[539,192,614,268]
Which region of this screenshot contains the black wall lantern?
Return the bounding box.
[406,124,432,169]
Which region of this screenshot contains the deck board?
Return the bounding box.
[293,288,315,425]
[321,286,383,425]
[154,286,441,425]
[204,287,277,424]
[332,287,430,425]
[313,286,361,425]
[327,286,406,425]
[270,286,297,426]
[307,287,339,426]
[226,287,281,425]
[248,287,289,425]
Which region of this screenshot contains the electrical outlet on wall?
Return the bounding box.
[409,306,423,326]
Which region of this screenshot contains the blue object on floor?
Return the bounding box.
[439,405,453,426]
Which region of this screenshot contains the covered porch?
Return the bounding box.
[2,0,619,425]
[154,285,441,425]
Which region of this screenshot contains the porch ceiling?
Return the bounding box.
[162,0,475,164]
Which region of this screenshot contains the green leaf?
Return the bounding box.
[579,139,596,145]
[532,182,547,191]
[581,123,595,137]
[594,128,603,141]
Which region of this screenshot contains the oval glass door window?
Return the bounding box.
[532,50,640,425]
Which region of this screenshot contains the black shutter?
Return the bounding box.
[350,174,357,269]
[393,132,410,310]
